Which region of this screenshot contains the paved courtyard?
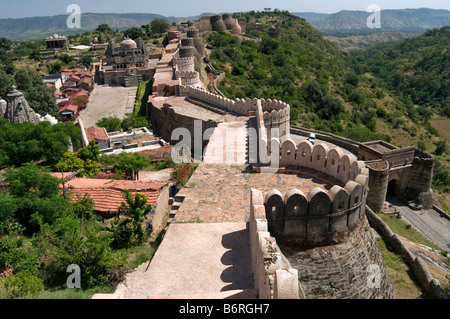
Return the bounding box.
[174,163,338,223]
[78,86,138,128]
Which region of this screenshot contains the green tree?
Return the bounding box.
[150,18,170,37]
[0,68,15,97]
[434,140,447,156]
[0,194,18,234]
[2,163,68,229]
[124,27,143,40]
[106,190,153,248]
[0,120,80,167]
[56,142,100,178]
[79,54,93,68]
[14,69,57,116]
[1,271,44,299]
[121,113,149,131]
[96,24,113,33]
[96,117,123,132]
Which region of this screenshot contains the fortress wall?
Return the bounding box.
[366,160,390,212]
[261,175,368,248]
[402,149,435,202]
[175,71,201,86]
[184,86,291,126]
[149,101,218,153]
[291,126,361,156]
[174,57,195,72]
[276,138,369,186]
[382,146,416,168]
[284,212,396,299]
[210,15,227,32]
[366,207,448,299]
[249,189,300,299]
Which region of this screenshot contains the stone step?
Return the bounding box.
[171,202,182,211]
[92,289,257,300]
[169,211,177,218]
[174,194,185,203]
[147,289,258,300]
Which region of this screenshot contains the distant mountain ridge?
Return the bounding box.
[0,12,209,41]
[291,12,329,22]
[1,8,450,41]
[310,8,450,31]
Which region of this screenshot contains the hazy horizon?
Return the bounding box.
[0,0,449,20]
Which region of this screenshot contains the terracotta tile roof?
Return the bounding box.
[86,126,109,142]
[139,145,174,162]
[75,90,89,97]
[65,178,169,213]
[79,77,91,84]
[60,104,79,113]
[70,188,159,213]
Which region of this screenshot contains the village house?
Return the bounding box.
[85,126,111,150]
[63,178,171,218]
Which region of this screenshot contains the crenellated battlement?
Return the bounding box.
[174,56,195,72]
[182,86,291,140]
[252,160,369,248]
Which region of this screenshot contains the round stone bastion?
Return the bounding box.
[253,140,396,298]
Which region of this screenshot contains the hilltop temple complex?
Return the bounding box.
[95,37,155,87]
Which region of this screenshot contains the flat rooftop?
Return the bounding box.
[362,140,398,154]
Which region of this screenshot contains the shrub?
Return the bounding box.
[434,140,447,156]
[106,191,153,249]
[170,163,197,187]
[39,215,125,289]
[0,271,44,299]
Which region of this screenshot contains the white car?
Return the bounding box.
[309,133,316,145]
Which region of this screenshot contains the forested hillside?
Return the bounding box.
[353,26,450,207]
[212,11,404,140]
[353,26,450,117]
[208,11,449,208]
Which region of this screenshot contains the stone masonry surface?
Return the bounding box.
[282,218,396,299]
[174,164,336,224]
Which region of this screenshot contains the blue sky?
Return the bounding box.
[1,0,449,19]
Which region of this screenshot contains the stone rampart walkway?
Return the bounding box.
[105,222,254,299]
[94,116,343,299]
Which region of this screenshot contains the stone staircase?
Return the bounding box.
[124,75,141,88]
[185,96,230,116]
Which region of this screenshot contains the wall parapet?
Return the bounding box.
[249,189,300,299]
[260,177,368,248]
[183,85,291,125]
[366,207,449,299]
[290,126,361,156]
[270,137,369,186]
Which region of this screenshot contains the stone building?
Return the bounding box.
[96,37,155,87]
[45,34,68,51]
[360,141,435,210]
[0,86,41,124]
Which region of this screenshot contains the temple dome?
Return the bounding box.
[120,37,137,50]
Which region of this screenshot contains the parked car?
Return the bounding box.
[309,133,316,145]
